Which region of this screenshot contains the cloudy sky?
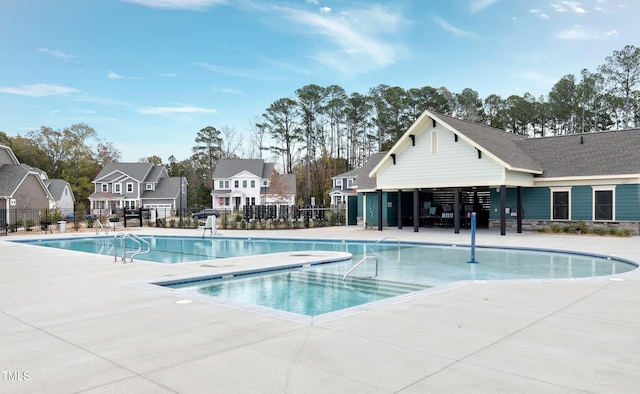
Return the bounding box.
[0,0,636,161]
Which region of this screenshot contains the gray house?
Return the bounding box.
[355,110,640,235]
[89,162,186,218]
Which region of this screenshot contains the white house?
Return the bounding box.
[211,159,296,211]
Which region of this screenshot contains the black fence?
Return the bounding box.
[0,205,347,235]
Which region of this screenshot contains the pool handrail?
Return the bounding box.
[370,236,400,262]
[343,255,378,281]
[113,232,150,263]
[95,219,108,235]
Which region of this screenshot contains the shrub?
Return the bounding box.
[551,225,562,233]
[617,229,631,237]
[593,228,607,235]
[537,227,548,233]
[25,218,34,231]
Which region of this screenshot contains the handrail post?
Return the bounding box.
[467,212,478,264]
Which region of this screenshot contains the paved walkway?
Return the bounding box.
[1,227,639,393]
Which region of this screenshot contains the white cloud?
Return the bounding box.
[557,24,613,40]
[529,9,550,19]
[551,1,587,13]
[120,0,225,10]
[433,16,477,38]
[319,7,331,13]
[138,106,216,115]
[107,70,138,79]
[37,48,73,60]
[306,0,318,4]
[158,72,177,77]
[0,83,80,97]
[213,87,242,94]
[277,5,407,73]
[470,0,499,13]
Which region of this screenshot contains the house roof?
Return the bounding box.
[213,159,266,178]
[94,162,154,183]
[44,179,75,201]
[266,173,296,195]
[0,164,53,199]
[515,128,640,178]
[0,144,20,166]
[142,177,181,199]
[352,152,388,191]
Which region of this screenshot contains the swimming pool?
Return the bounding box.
[17,235,638,317]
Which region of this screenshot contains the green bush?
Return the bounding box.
[593,228,607,235]
[551,225,562,233]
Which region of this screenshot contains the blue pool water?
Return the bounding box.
[18,235,637,316]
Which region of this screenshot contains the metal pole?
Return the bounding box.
[468,212,477,264]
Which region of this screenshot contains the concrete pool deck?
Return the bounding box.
[1,226,640,393]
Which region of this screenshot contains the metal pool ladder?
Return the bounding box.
[113,233,150,263]
[343,236,401,281]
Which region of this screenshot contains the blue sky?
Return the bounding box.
[1,0,637,162]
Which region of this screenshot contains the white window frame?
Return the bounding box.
[347,179,353,188]
[114,183,121,193]
[102,183,108,192]
[145,183,153,191]
[592,186,615,221]
[126,182,134,193]
[335,179,343,188]
[550,187,571,220]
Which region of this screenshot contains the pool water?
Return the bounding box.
[17,236,637,317]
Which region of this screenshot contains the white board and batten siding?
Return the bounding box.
[377,126,508,190]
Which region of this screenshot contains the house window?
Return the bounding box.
[431,130,438,154]
[102,184,108,192]
[234,180,239,188]
[551,188,570,220]
[593,188,614,221]
[114,183,121,193]
[251,197,255,205]
[219,180,224,189]
[243,180,247,188]
[146,183,153,191]
[245,197,250,206]
[224,197,230,206]
[335,179,342,188]
[126,183,133,193]
[251,180,255,188]
[347,179,353,188]
[224,180,229,188]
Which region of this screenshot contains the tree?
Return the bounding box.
[598,45,640,128]
[140,155,163,165]
[548,74,578,134]
[192,126,222,189]
[258,97,301,174]
[455,88,483,122]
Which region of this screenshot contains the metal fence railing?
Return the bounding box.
[0,205,347,235]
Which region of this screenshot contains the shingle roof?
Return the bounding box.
[94,162,154,182]
[431,112,544,173]
[44,179,75,201]
[352,152,388,191]
[142,177,181,199]
[515,129,640,178]
[213,159,266,178]
[0,164,28,196]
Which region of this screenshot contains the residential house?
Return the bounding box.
[89,162,186,218]
[356,110,640,235]
[0,144,54,229]
[329,169,357,208]
[20,164,75,215]
[211,159,296,211]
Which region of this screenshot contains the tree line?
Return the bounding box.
[1,45,638,211]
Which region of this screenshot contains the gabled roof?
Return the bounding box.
[44,179,75,201]
[352,152,388,191]
[142,177,181,199]
[94,162,154,183]
[213,159,267,178]
[0,164,53,199]
[516,129,640,178]
[0,144,20,166]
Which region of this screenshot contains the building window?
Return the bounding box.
[126,183,133,193]
[251,180,255,188]
[335,179,342,188]
[224,180,229,188]
[347,179,353,188]
[251,197,255,205]
[431,130,438,154]
[243,180,247,188]
[245,197,250,206]
[234,180,239,188]
[114,183,121,193]
[146,183,153,191]
[224,197,230,206]
[593,188,614,221]
[102,184,108,192]
[551,189,570,220]
[219,180,224,189]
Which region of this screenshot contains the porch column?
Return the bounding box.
[516,186,522,234]
[500,185,506,236]
[413,188,419,232]
[377,189,383,231]
[397,189,402,229]
[454,187,460,234]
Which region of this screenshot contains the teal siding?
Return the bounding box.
[489,188,519,220]
[385,191,398,226]
[365,193,377,226]
[616,184,640,220]
[522,187,550,219]
[571,186,592,220]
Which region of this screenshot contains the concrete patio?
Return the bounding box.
[1,226,639,393]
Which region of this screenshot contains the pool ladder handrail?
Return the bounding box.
[95,219,109,235]
[343,255,378,281]
[113,232,150,263]
[370,236,401,262]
